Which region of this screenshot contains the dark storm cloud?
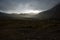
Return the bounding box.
[0,0,60,13]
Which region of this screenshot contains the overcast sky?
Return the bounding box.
[0,0,60,13]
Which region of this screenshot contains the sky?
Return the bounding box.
[0,0,60,14]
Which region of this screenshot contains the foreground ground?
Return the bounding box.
[0,19,60,40]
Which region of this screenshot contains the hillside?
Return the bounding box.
[36,3,60,20]
[0,4,60,40]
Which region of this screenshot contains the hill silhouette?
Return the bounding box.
[0,3,60,40]
[36,3,60,20]
[0,3,60,20]
[0,12,16,20]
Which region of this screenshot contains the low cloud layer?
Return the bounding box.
[0,0,60,13]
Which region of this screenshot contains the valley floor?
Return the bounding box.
[0,19,60,40]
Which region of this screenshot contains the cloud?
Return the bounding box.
[0,0,60,13]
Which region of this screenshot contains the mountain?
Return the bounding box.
[36,3,60,20]
[0,3,60,20]
[0,12,13,20]
[0,12,35,20]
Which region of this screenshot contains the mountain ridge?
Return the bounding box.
[35,3,60,20]
[0,3,60,20]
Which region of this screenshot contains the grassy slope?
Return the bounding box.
[0,19,60,40]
